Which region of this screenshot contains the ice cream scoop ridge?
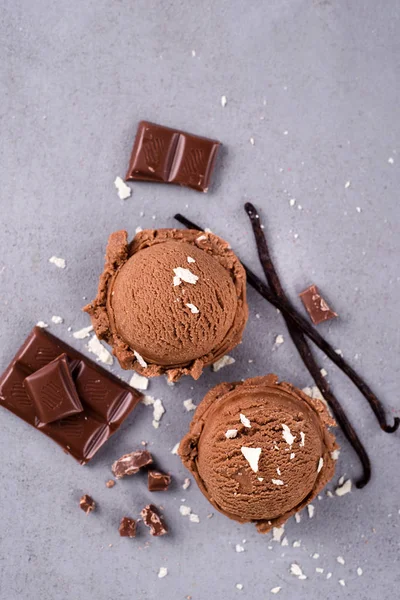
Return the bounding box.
[84,228,247,382]
[180,375,338,533]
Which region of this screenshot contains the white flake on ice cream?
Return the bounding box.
[241,447,261,472]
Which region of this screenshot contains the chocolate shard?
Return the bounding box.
[0,327,142,464]
[24,353,83,424]
[141,504,168,536]
[299,284,338,325]
[148,470,172,492]
[80,494,96,514]
[111,450,153,479]
[119,516,137,538]
[126,121,220,193]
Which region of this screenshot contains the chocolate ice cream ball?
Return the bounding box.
[84,228,247,382]
[180,375,338,533]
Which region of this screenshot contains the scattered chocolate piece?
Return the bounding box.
[125,121,220,193]
[119,517,137,538]
[141,504,168,536]
[0,327,142,464]
[299,284,338,325]
[24,353,83,424]
[112,450,153,479]
[80,494,96,514]
[148,470,171,492]
[106,479,115,488]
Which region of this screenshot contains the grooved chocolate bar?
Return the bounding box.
[125,121,221,192]
[0,327,142,464]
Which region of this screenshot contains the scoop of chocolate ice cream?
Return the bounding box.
[180,375,338,533]
[84,228,247,382]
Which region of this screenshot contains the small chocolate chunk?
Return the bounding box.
[119,516,136,538]
[141,504,168,536]
[111,450,153,479]
[80,494,96,514]
[299,284,338,325]
[24,353,83,424]
[148,470,171,492]
[105,479,115,488]
[126,121,220,193]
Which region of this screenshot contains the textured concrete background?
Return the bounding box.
[0,1,399,599]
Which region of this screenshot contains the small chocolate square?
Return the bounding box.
[299,284,338,325]
[168,134,220,192]
[141,504,168,536]
[119,516,136,538]
[148,470,171,492]
[80,494,96,514]
[24,353,83,424]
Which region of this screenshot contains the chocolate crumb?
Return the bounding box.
[112,450,153,479]
[119,517,137,538]
[106,480,115,488]
[141,504,168,536]
[80,494,96,514]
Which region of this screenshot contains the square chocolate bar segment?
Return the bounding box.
[0,327,142,464]
[126,121,220,192]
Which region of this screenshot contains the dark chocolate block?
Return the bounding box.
[0,327,142,464]
[141,504,168,536]
[126,121,220,192]
[119,517,136,538]
[80,494,96,514]
[299,284,338,325]
[147,470,171,492]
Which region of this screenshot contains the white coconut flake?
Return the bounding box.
[141,395,155,406]
[331,449,340,460]
[338,475,345,486]
[152,399,165,428]
[179,505,191,516]
[270,587,281,595]
[335,479,352,496]
[182,478,191,490]
[290,453,295,460]
[277,467,281,476]
[235,544,245,553]
[272,479,284,486]
[337,556,345,565]
[36,321,48,328]
[316,567,324,574]
[135,226,143,234]
[212,355,235,372]
[281,537,288,547]
[307,504,315,519]
[189,513,200,523]
[221,95,227,107]
[326,490,334,498]
[339,579,346,587]
[320,368,328,377]
[241,447,261,472]
[173,267,198,285]
[250,137,255,145]
[272,527,285,542]
[196,235,207,242]
[129,373,149,391]
[171,442,180,455]
[317,458,324,473]
[299,432,305,447]
[158,567,168,579]
[275,334,284,345]
[293,540,301,548]
[134,350,147,368]
[225,429,238,439]
[282,424,295,446]
[235,584,243,590]
[73,325,93,339]
[294,513,301,524]
[114,176,131,200]
[49,256,66,269]
[326,572,332,579]
[173,275,181,286]
[357,567,363,576]
[290,563,307,579]
[187,256,196,263]
[345,181,351,189]
[240,413,251,428]
[388,157,394,164]
[312,553,319,559]
[183,398,196,411]
[51,316,63,324]
[87,336,113,365]
[185,303,199,314]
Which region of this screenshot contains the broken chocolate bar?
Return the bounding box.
[80,494,96,514]
[111,450,153,479]
[119,516,136,538]
[148,470,171,492]
[126,121,220,192]
[299,284,338,325]
[141,504,168,536]
[0,327,142,464]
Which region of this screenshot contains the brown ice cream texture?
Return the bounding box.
[84,228,247,382]
[180,375,338,533]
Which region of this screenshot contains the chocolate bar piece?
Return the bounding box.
[299,284,338,325]
[119,516,136,538]
[111,450,153,479]
[148,470,171,492]
[141,504,168,536]
[80,494,96,514]
[0,327,142,464]
[126,121,220,193]
[24,353,83,424]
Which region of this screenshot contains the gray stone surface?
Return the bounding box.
[0,1,399,599]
